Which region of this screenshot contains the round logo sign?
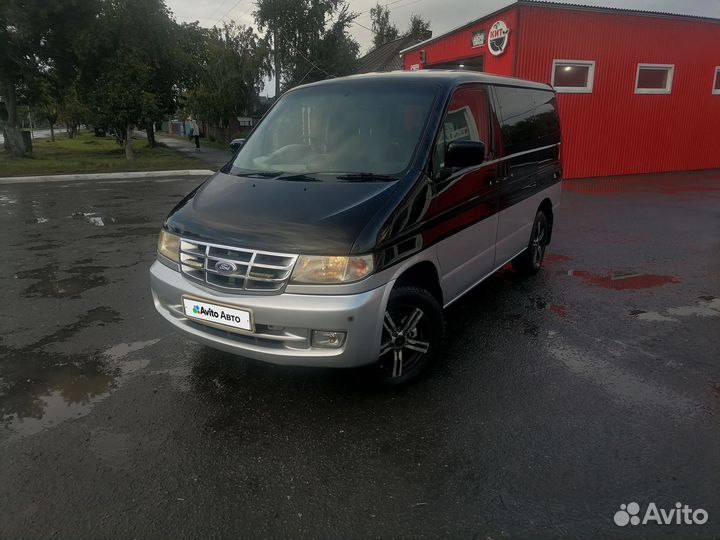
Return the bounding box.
[214,261,238,274]
[488,20,509,56]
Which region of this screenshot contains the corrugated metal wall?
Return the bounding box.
[402,7,518,76]
[516,6,720,179]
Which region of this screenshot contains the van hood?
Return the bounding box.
[164,172,399,255]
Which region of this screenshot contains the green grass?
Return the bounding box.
[0,131,206,177]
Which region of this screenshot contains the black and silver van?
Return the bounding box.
[150,71,562,384]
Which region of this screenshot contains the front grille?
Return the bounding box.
[179,238,298,293]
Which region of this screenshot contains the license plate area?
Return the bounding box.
[182,296,253,333]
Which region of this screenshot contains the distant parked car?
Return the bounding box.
[230,138,246,155]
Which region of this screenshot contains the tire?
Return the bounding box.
[367,286,444,387]
[511,210,549,276]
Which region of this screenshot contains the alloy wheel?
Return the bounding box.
[531,219,547,268]
[379,305,431,378]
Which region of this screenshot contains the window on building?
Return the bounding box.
[714,67,720,95]
[635,64,674,94]
[551,60,595,93]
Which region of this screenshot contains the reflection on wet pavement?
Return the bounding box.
[1,176,188,441]
[1,335,162,437]
[544,333,701,416]
[15,263,110,299]
[1,171,720,538]
[2,245,160,437]
[630,296,720,322]
[568,270,680,290]
[0,345,115,436]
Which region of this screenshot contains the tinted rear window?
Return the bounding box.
[494,87,561,154]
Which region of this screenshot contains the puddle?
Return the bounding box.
[33,307,121,349]
[1,331,163,437]
[14,263,55,281]
[16,263,110,299]
[70,210,107,227]
[0,194,18,205]
[630,296,720,322]
[0,347,115,437]
[23,275,108,298]
[569,270,679,290]
[546,334,699,415]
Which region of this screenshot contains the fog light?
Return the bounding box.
[311,330,346,349]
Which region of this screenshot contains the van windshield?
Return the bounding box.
[231,83,438,179]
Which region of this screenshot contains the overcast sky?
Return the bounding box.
[166,0,720,95]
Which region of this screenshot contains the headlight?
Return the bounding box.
[290,255,374,284]
[157,229,180,262]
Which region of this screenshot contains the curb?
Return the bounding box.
[0,169,216,185]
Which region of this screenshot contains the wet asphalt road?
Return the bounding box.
[1,171,719,539]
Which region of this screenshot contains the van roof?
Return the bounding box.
[296,70,555,92]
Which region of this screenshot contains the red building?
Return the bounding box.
[401,0,720,179]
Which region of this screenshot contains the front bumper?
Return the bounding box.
[150,261,392,367]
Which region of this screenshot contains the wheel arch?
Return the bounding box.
[392,260,443,307]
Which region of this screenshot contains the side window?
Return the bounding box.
[432,86,492,176]
[532,90,561,147]
[494,86,559,154]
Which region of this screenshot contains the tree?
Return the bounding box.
[185,22,269,139]
[0,0,99,155]
[29,77,61,142]
[407,14,431,41]
[370,2,399,50]
[0,1,41,155]
[58,85,90,139]
[75,0,185,159]
[313,5,360,80]
[255,0,359,93]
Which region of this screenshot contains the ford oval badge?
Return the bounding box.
[214,261,237,274]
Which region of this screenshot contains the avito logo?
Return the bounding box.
[614,502,708,527]
[192,305,219,317]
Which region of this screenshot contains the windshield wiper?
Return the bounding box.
[336,173,399,182]
[273,173,322,182]
[233,169,283,178]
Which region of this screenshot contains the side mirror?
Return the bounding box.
[230,138,246,154]
[445,140,485,169]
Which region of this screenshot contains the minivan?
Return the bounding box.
[150,71,562,385]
